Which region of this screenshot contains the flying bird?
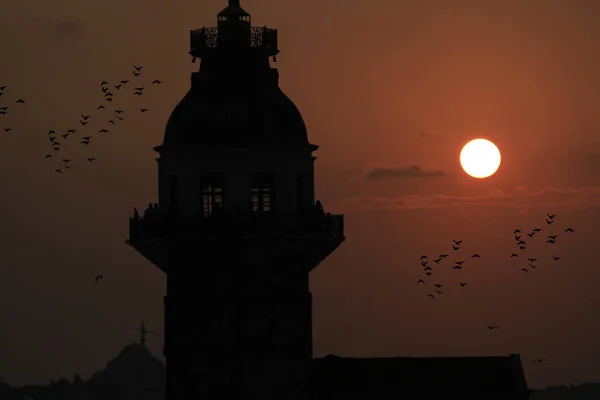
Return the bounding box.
[471,253,481,258]
[459,282,468,287]
[4,128,12,132]
[140,108,148,112]
[528,258,537,262]
[428,294,435,299]
[95,274,103,284]
[547,213,556,219]
[546,219,554,225]
[546,239,556,244]
[532,228,542,232]
[87,157,96,162]
[528,264,537,269]
[81,114,90,120]
[80,120,88,126]
[453,240,463,245]
[486,326,500,330]
[55,169,62,174]
[45,154,52,159]
[15,99,25,103]
[510,253,518,258]
[553,256,561,261]
[452,245,460,251]
[434,284,443,288]
[417,279,425,284]
[565,228,574,232]
[452,266,463,270]
[152,80,162,84]
[532,359,548,363]
[521,268,528,272]
[134,65,144,71]
[420,255,427,260]
[101,81,108,85]
[513,229,521,234]
[519,246,526,250]
[439,254,449,259]
[97,105,105,109]
[548,235,558,240]
[98,129,109,133]
[433,258,442,264]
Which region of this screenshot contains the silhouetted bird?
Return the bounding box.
[517,240,526,245]
[80,120,88,126]
[453,240,463,245]
[459,282,468,287]
[455,261,464,265]
[81,114,90,120]
[115,109,124,114]
[48,130,55,135]
[528,258,537,262]
[553,256,561,261]
[106,97,113,102]
[152,80,162,84]
[417,279,425,284]
[486,326,500,330]
[15,99,25,103]
[565,228,574,232]
[140,108,148,112]
[428,294,435,299]
[515,235,521,241]
[0,106,8,111]
[0,86,6,90]
[87,157,96,162]
[55,169,62,174]
[533,228,542,232]
[433,258,442,264]
[425,272,432,276]
[452,245,460,251]
[45,154,52,159]
[519,246,526,250]
[436,290,443,295]
[514,229,521,234]
[471,253,481,258]
[98,128,108,133]
[420,255,427,260]
[102,87,108,93]
[97,104,105,110]
[547,213,556,219]
[67,129,76,133]
[82,136,92,140]
[527,232,535,238]
[133,71,141,77]
[546,219,554,225]
[4,128,11,132]
[108,120,116,125]
[439,254,449,258]
[120,80,129,84]
[134,65,144,71]
[424,267,432,271]
[532,359,548,363]
[101,81,108,85]
[434,284,443,288]
[521,268,528,272]
[62,158,71,164]
[528,264,537,269]
[116,116,124,120]
[95,274,103,283]
[133,91,143,96]
[421,261,428,267]
[548,235,558,240]
[546,239,556,244]
[114,84,122,90]
[61,133,70,139]
[452,266,463,270]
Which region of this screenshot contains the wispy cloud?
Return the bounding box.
[365,165,449,180]
[342,186,600,211]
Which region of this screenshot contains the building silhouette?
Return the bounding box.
[127,1,531,398]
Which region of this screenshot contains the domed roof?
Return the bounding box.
[161,80,310,151]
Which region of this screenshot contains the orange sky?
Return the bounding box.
[1,0,600,389]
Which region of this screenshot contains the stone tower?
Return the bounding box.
[127,0,345,398]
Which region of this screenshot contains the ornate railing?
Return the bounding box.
[128,210,343,242]
[190,26,278,57]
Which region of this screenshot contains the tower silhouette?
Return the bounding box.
[127,1,345,398]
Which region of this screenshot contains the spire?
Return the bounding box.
[218,0,250,18]
[140,320,146,348]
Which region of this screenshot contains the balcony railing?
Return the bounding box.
[128,209,344,242]
[190,26,279,57]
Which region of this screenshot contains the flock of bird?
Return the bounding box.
[0,65,163,174]
[416,212,576,363]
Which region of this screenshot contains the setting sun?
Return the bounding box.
[460,138,501,179]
